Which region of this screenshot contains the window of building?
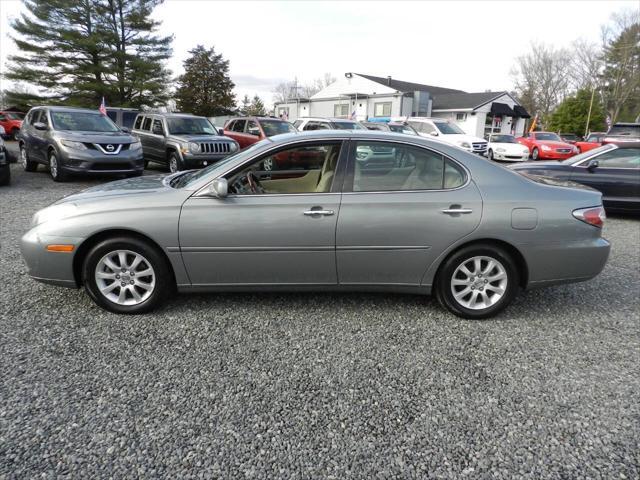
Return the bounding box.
[334,104,349,117]
[456,113,467,121]
[374,102,392,117]
[351,141,466,192]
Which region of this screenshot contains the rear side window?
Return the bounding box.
[351,141,466,192]
[134,115,143,129]
[142,117,152,131]
[123,112,138,129]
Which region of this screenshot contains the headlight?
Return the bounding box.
[129,139,142,151]
[230,142,239,152]
[458,141,471,148]
[573,146,579,153]
[541,144,551,151]
[31,204,77,227]
[189,142,200,153]
[60,140,87,150]
[496,148,506,152]
[523,149,530,155]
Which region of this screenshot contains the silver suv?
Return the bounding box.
[18,106,144,182]
[132,113,239,173]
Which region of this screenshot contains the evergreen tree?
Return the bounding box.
[5,0,172,108]
[174,45,235,116]
[247,95,266,116]
[548,89,605,135]
[239,94,251,115]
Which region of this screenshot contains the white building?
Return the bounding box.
[274,73,530,137]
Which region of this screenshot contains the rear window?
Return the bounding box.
[123,111,138,129]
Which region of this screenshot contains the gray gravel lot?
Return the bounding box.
[1,141,639,479]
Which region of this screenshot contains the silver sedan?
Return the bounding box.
[21,131,610,319]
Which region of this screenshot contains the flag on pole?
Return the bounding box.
[99,97,107,115]
[528,113,538,133]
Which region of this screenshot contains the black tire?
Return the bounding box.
[487,149,494,161]
[0,166,10,186]
[168,152,182,173]
[20,144,38,172]
[532,148,539,160]
[82,236,173,314]
[144,160,149,169]
[48,150,68,182]
[436,244,519,320]
[12,128,20,141]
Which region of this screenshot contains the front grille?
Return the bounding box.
[92,162,131,171]
[472,142,488,152]
[199,142,231,154]
[505,154,524,159]
[556,148,571,153]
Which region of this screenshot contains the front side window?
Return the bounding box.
[434,122,464,135]
[152,119,164,135]
[352,141,466,192]
[246,120,261,136]
[231,119,246,133]
[167,117,216,135]
[334,104,349,117]
[409,121,434,134]
[51,111,119,132]
[293,119,303,129]
[226,142,342,195]
[595,148,640,168]
[374,102,392,117]
[39,110,50,126]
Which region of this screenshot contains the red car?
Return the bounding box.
[517,131,578,160]
[575,132,605,153]
[223,116,297,149]
[0,111,24,140]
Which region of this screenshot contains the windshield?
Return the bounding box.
[260,120,296,137]
[333,121,365,130]
[172,139,270,188]
[535,132,561,141]
[51,111,120,132]
[388,124,418,135]
[608,125,640,136]
[561,134,579,140]
[491,134,516,143]
[561,144,615,164]
[434,122,464,134]
[167,117,218,135]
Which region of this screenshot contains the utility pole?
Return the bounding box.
[585,87,595,138]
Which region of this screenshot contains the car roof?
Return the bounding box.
[301,117,360,122]
[139,112,207,119]
[230,116,284,121]
[34,106,104,114]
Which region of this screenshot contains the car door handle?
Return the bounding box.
[441,208,473,215]
[303,209,334,216]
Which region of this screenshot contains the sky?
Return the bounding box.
[0,0,637,108]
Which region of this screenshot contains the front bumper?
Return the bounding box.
[537,149,575,160]
[182,154,232,169]
[59,146,144,174]
[493,151,530,161]
[21,227,82,288]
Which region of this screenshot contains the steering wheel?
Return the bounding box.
[245,171,265,194]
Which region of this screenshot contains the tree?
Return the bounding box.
[569,38,603,90]
[239,94,251,115]
[272,73,335,103]
[600,10,640,123]
[246,95,266,116]
[174,45,235,117]
[512,42,572,126]
[4,0,172,108]
[548,89,605,136]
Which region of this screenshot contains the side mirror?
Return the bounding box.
[121,127,130,133]
[33,122,48,131]
[587,160,599,172]
[209,178,228,198]
[429,131,439,137]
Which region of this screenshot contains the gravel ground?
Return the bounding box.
[1,141,639,479]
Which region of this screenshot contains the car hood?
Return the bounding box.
[167,134,237,143]
[536,140,574,148]
[57,131,136,144]
[491,142,528,152]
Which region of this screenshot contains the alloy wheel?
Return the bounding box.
[49,154,58,178]
[94,249,156,306]
[450,256,508,310]
[169,156,178,173]
[20,147,27,169]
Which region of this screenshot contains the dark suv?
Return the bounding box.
[132,113,239,172]
[18,106,144,181]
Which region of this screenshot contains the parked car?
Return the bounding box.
[575,132,606,153]
[602,123,640,144]
[293,117,366,131]
[17,106,144,181]
[0,136,9,186]
[362,122,419,135]
[485,134,531,161]
[517,131,578,160]
[132,112,239,173]
[0,110,24,141]
[407,117,488,155]
[558,133,582,144]
[105,107,139,130]
[222,116,297,149]
[21,130,609,320]
[509,143,640,213]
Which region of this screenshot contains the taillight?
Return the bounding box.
[573,206,606,228]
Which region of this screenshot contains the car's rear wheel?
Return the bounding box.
[532,147,539,160]
[436,244,519,319]
[82,236,173,314]
[49,151,67,182]
[20,144,38,172]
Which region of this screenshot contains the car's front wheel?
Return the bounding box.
[49,150,67,182]
[82,236,173,314]
[20,144,38,172]
[168,152,182,173]
[532,147,539,160]
[12,128,20,141]
[436,244,519,319]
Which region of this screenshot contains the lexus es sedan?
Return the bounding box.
[21,131,610,319]
[509,142,640,213]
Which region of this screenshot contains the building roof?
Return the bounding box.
[355,73,464,95]
[431,91,509,110]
